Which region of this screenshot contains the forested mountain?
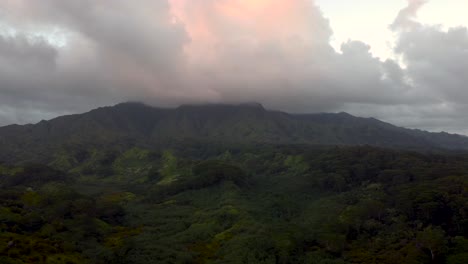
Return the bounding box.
[1,103,468,263]
[1,102,468,163]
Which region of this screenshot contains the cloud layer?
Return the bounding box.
[0,0,467,134]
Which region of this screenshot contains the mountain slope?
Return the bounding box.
[1,102,468,162]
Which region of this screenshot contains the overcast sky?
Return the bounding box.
[0,0,468,134]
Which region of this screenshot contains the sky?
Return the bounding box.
[0,0,468,134]
[318,0,468,60]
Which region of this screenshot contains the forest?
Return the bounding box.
[0,143,467,263]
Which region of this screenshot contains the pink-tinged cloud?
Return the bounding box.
[169,0,331,64]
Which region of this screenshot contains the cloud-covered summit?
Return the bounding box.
[0,0,467,134]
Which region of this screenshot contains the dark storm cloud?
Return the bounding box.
[0,0,467,134]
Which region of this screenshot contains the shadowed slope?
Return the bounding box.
[1,102,468,162]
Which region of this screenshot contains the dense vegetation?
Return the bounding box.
[1,144,467,263]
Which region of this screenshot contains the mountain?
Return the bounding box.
[1,102,468,162]
[1,103,468,263]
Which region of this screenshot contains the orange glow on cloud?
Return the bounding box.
[216,0,295,26]
[169,0,327,63]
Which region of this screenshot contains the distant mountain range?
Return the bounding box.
[1,102,468,162]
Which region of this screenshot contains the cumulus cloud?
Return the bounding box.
[0,0,467,134]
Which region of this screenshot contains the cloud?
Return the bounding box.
[0,0,189,124]
[382,0,468,133]
[0,0,467,134]
[391,0,428,30]
[165,0,411,112]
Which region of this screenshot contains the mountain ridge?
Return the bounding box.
[1,102,468,162]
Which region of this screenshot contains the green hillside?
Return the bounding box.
[1,104,468,263]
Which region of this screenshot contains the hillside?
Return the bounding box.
[1,102,468,163]
[1,103,467,263]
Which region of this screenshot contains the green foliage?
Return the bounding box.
[3,164,68,188]
[112,147,155,183]
[417,226,448,261]
[149,160,248,202]
[158,150,180,185]
[0,164,132,263]
[284,155,309,175]
[1,144,468,263]
[191,160,249,188]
